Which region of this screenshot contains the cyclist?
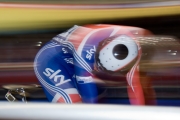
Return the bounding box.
[34,24,152,104]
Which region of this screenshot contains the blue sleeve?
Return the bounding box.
[70,44,98,103]
[54,39,99,103]
[74,59,98,103]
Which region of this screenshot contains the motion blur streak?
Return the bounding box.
[0,1,180,9]
[0,62,33,70]
[0,1,180,32]
[0,103,180,120]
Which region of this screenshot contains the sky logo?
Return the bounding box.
[43,68,71,86]
[86,46,96,60]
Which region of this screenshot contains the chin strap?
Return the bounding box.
[126,46,142,91]
[126,37,145,105]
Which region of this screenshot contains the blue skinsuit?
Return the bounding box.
[34,25,114,103]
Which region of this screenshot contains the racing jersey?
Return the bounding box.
[34,24,152,104]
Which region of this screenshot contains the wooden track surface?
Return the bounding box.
[0,0,173,4]
[0,1,180,32]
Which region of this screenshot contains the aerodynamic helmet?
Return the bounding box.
[95,34,139,75]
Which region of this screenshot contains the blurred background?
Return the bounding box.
[1,0,180,106]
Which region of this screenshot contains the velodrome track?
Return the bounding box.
[0,103,180,120]
[0,1,180,32]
